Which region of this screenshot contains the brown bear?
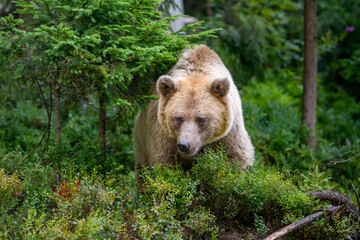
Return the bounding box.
[134,45,254,177]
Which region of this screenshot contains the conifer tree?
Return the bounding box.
[0,0,216,157]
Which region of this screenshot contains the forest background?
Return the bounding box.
[0,0,359,239]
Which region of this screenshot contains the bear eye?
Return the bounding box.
[174,116,184,126]
[196,117,207,127]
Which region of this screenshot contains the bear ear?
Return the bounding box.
[157,75,177,97]
[210,78,230,98]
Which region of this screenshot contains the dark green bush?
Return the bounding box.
[136,164,217,239]
[242,79,315,171]
[0,147,355,239]
[193,148,312,223]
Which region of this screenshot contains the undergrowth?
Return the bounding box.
[0,147,354,239]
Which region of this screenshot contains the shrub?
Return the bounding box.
[193,148,312,223]
[0,168,21,213]
[184,207,219,239]
[242,79,315,172]
[135,165,218,239]
[52,175,116,219]
[140,165,199,216]
[254,213,269,236]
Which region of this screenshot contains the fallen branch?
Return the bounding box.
[264,190,360,240]
[263,206,343,240]
[310,190,359,219]
[310,190,354,205]
[349,181,360,210]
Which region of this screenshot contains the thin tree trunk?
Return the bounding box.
[53,81,62,186]
[206,0,213,18]
[302,0,317,150]
[99,89,106,159]
[169,0,184,32]
[54,81,61,143]
[20,79,51,164]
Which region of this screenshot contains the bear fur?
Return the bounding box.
[134,45,254,177]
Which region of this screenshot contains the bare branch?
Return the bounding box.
[265,190,360,240]
[310,190,358,214]
[310,190,360,223]
[263,206,343,240]
[349,181,360,209]
[20,79,51,163]
[310,190,353,205]
[42,81,52,154]
[334,152,360,165]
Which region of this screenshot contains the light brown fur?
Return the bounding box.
[134,45,254,179]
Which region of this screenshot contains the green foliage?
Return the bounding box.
[0,0,359,238]
[0,169,130,239]
[135,165,217,239]
[0,146,355,239]
[0,99,48,152]
[294,213,360,240]
[322,215,359,240]
[254,213,269,236]
[240,72,360,191]
[317,0,360,100]
[205,0,303,83]
[299,165,334,191]
[0,169,21,213]
[140,165,199,216]
[184,207,219,238]
[340,50,360,83]
[189,0,360,194]
[0,0,217,115]
[242,79,315,171]
[0,0,218,179]
[52,175,116,219]
[193,148,312,222]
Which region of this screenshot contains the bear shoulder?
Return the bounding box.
[168,45,229,81]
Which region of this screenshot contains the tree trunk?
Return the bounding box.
[302,0,317,150]
[169,0,184,32]
[54,81,61,143]
[206,0,213,18]
[99,89,106,159]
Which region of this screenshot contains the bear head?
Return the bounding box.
[157,73,232,156]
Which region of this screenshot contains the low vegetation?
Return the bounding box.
[0,147,358,239]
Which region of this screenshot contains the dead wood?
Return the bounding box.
[310,190,354,206]
[264,190,360,240]
[263,206,342,240]
[350,181,360,210]
[310,190,360,219]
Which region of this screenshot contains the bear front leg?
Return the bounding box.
[147,128,198,171]
[220,121,255,170]
[148,135,178,167]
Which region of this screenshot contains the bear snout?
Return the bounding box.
[177,141,190,154]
